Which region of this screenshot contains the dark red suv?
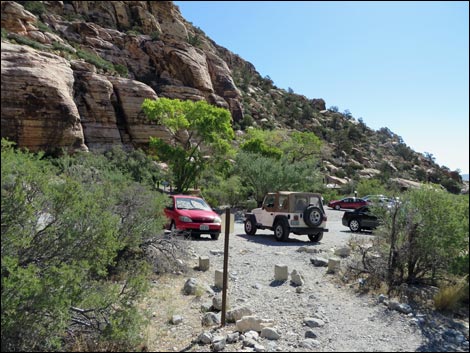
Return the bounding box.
[164,195,221,240]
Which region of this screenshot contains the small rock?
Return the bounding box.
[310,256,328,267]
[260,327,280,340]
[334,246,351,257]
[291,269,305,286]
[170,315,183,325]
[211,336,226,352]
[305,329,318,338]
[202,312,220,327]
[227,332,240,343]
[198,332,213,345]
[300,338,320,349]
[304,317,325,328]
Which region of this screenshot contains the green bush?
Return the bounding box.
[76,47,114,72]
[10,34,49,51]
[1,140,166,351]
[355,178,388,198]
[23,1,45,15]
[114,64,129,77]
[373,186,469,288]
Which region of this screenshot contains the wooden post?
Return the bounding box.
[221,207,230,326]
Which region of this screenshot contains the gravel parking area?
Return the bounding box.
[148,209,469,352]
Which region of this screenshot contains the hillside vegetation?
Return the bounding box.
[1,1,468,351]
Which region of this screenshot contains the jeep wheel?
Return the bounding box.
[349,219,361,232]
[211,233,220,240]
[304,206,323,227]
[244,218,257,235]
[274,219,289,242]
[308,232,323,242]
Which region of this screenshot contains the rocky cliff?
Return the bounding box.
[1,0,243,152]
[0,1,463,191]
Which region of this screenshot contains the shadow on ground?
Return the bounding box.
[235,232,322,247]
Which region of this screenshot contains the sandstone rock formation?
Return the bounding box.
[1,42,87,153]
[1,1,245,152]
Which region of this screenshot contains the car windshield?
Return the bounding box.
[175,197,211,211]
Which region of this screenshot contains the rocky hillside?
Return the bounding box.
[0,1,464,192]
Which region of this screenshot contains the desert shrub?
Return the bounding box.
[75,47,114,72]
[150,30,160,41]
[320,188,342,204]
[1,140,166,351]
[23,1,45,15]
[9,33,49,51]
[372,186,468,289]
[52,40,75,54]
[355,178,388,198]
[434,278,469,311]
[114,64,128,77]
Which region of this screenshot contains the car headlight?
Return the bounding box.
[179,216,193,222]
[213,216,221,224]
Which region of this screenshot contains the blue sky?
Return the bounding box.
[175,1,469,174]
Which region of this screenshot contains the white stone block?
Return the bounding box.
[274,264,288,281]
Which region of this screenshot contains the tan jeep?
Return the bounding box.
[244,191,328,242]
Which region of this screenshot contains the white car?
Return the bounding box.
[244,191,328,242]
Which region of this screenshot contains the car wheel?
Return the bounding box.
[349,219,361,232]
[274,219,289,242]
[244,218,257,235]
[304,206,323,227]
[308,232,323,242]
[211,233,220,240]
[170,221,177,233]
[334,204,341,210]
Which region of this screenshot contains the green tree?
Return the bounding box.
[355,178,388,198]
[241,137,282,159]
[280,131,322,163]
[235,151,322,203]
[239,128,321,164]
[142,98,234,193]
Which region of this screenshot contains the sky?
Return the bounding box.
[175,1,469,174]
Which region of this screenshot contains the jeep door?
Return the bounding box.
[259,193,276,227]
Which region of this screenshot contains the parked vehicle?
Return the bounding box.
[342,206,379,232]
[244,191,328,242]
[164,195,221,240]
[362,194,387,202]
[327,197,367,210]
[363,195,399,209]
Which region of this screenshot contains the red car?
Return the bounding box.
[164,195,221,240]
[327,197,367,210]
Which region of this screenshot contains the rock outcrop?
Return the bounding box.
[1,42,87,153]
[1,1,248,152]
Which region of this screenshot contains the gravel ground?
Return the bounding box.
[150,209,469,352]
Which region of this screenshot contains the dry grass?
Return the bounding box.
[434,279,469,312]
[139,274,205,352]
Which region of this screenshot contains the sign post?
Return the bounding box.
[221,207,230,326]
